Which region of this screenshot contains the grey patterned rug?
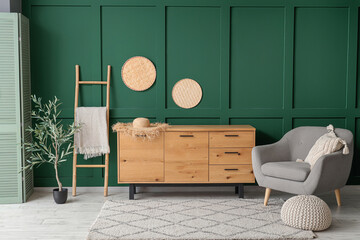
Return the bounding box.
[87,199,316,240]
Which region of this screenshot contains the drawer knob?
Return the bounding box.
[225,152,240,155]
[180,135,194,137]
[224,134,239,137]
[224,168,239,171]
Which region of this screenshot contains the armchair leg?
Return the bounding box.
[335,189,341,206]
[264,188,271,206]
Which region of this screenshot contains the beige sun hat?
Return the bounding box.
[112,118,168,141]
[132,117,150,128]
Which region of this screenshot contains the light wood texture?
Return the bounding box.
[165,161,208,182]
[165,132,208,161]
[117,125,255,184]
[166,125,255,132]
[104,65,111,197]
[72,65,80,197]
[72,65,111,197]
[119,133,164,182]
[78,81,107,85]
[172,78,202,109]
[210,131,255,148]
[209,148,252,164]
[335,188,341,206]
[209,165,254,183]
[165,131,208,182]
[76,165,105,168]
[264,188,271,206]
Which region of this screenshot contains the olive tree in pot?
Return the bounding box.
[23,95,80,204]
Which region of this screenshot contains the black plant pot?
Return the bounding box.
[53,188,68,204]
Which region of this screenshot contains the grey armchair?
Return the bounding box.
[252,126,353,206]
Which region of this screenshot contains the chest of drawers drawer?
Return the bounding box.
[209,148,252,165]
[209,131,254,148]
[209,165,254,183]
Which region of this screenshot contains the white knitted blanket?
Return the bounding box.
[74,107,110,159]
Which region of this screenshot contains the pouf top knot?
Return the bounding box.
[281,195,332,231]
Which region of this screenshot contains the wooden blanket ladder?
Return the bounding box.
[72,65,111,197]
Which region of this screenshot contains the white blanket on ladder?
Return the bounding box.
[74,107,110,159]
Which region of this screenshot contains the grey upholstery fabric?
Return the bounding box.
[252,126,354,195]
[261,162,311,182]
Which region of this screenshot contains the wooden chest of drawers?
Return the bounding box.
[115,125,255,199]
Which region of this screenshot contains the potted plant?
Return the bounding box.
[23,95,80,204]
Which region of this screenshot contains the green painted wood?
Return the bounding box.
[166,6,221,109]
[101,6,158,110]
[24,0,360,186]
[166,118,220,125]
[30,6,94,113]
[0,13,24,203]
[220,0,230,125]
[19,14,34,201]
[293,7,348,109]
[293,118,346,129]
[230,118,284,145]
[230,7,285,109]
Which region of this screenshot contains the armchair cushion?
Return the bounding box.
[303,125,348,168]
[261,161,311,182]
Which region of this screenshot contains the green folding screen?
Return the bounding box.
[0,13,33,204]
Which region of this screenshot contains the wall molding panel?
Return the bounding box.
[23,0,360,186]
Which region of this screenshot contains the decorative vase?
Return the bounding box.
[53,188,68,204]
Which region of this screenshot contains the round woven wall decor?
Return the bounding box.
[172,78,202,109]
[121,56,156,91]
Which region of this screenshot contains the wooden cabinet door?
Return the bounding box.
[165,132,208,182]
[118,133,164,182]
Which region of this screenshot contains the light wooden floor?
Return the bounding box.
[0,185,359,240]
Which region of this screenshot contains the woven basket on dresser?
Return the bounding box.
[281,195,332,231]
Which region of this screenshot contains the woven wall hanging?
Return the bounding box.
[121,56,156,91]
[172,78,202,109]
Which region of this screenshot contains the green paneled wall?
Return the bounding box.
[22,0,360,186]
[293,7,348,109]
[230,7,284,109]
[166,7,221,109]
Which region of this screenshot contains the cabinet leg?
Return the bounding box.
[235,186,239,194]
[129,184,135,200]
[238,184,244,198]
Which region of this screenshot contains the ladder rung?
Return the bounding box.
[76,164,106,168]
[79,81,107,85]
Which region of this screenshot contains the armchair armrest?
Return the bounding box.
[304,151,353,194]
[252,138,290,165]
[252,138,290,186]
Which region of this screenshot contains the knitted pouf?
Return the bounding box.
[281,195,332,231]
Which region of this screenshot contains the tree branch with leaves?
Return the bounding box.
[23,95,81,191]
